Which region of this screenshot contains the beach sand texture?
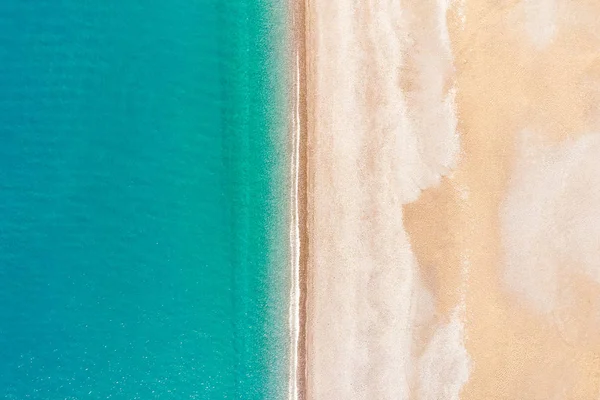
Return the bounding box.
[303,0,600,398]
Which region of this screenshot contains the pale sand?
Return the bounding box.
[305,0,462,398]
[303,0,600,399]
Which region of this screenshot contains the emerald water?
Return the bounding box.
[0,1,289,398]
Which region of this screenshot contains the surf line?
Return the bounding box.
[288,0,307,399]
[287,52,302,400]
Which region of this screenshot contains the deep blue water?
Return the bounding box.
[0,1,288,398]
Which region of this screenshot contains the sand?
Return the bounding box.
[301,0,600,399]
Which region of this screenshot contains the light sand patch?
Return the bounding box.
[501,130,600,329]
[523,0,558,48]
[417,309,470,400]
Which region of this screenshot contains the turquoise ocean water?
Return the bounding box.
[0,1,289,398]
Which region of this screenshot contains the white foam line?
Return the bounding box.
[287,47,302,400]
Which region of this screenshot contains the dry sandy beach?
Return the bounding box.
[300,0,600,399]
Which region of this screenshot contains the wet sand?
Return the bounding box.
[288,0,307,398]
[301,0,600,399]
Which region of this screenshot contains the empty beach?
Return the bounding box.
[302,0,600,398]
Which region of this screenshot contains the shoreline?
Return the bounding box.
[288,0,307,399]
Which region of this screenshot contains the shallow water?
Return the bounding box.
[0,1,288,398]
